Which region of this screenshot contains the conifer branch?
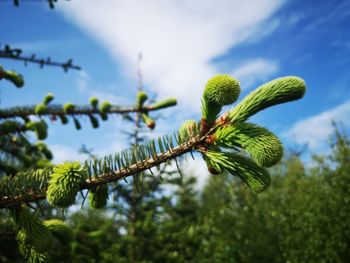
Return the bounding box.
[0,44,80,71]
[0,103,175,120]
[10,0,67,9]
[0,134,205,208]
[0,74,306,210]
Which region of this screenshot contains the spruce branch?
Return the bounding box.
[10,0,67,9]
[0,44,80,71]
[0,103,176,120]
[10,207,54,254]
[0,132,52,173]
[0,74,306,209]
[0,133,205,208]
[0,121,28,135]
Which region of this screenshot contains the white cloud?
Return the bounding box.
[74,70,132,105]
[245,18,281,44]
[76,70,89,93]
[160,157,210,193]
[50,144,87,164]
[182,158,210,190]
[59,0,284,112]
[284,100,350,150]
[89,90,131,106]
[231,59,279,89]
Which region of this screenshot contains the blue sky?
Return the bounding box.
[1,0,350,185]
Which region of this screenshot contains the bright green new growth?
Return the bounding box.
[141,113,156,129]
[198,75,306,192]
[46,161,86,208]
[12,208,54,254]
[137,91,148,108]
[204,74,240,105]
[178,119,199,140]
[89,97,99,109]
[206,150,271,193]
[228,76,305,123]
[201,74,240,123]
[34,103,47,115]
[26,120,48,140]
[0,67,24,88]
[205,157,223,175]
[43,93,54,105]
[63,103,75,113]
[149,98,177,110]
[100,101,112,113]
[214,122,283,167]
[44,219,74,244]
[89,185,108,209]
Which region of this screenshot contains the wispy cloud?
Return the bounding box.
[74,70,132,105]
[298,0,350,37]
[89,91,131,106]
[76,70,89,93]
[245,18,281,44]
[59,0,284,112]
[50,144,87,164]
[231,59,279,89]
[284,100,350,150]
